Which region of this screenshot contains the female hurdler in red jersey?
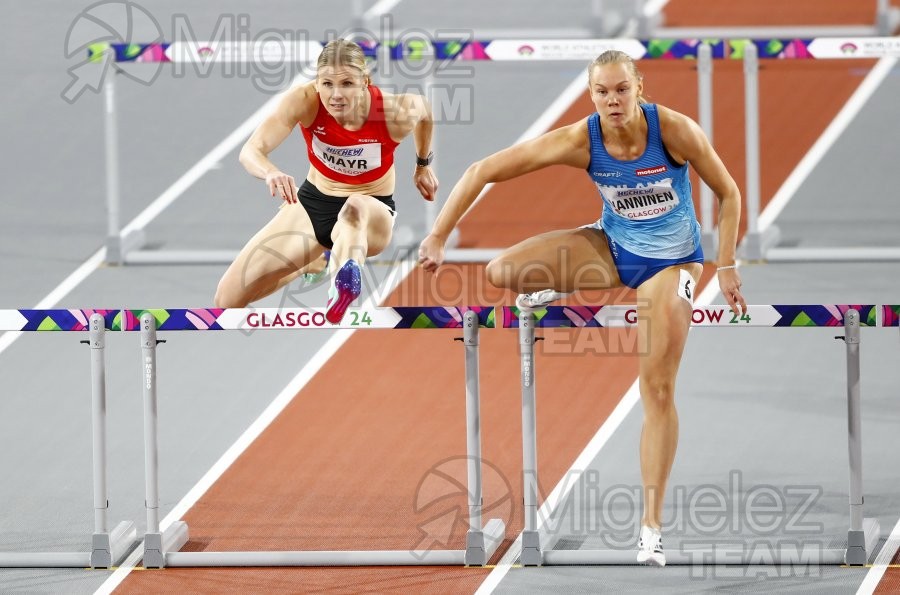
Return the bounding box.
[215,39,438,323]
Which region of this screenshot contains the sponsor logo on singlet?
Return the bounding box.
[635,164,667,176]
[312,135,381,176]
[594,170,622,178]
[596,177,680,220]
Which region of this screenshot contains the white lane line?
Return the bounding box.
[857,516,900,595]
[363,0,403,21]
[94,259,414,594]
[0,248,106,357]
[643,0,671,17]
[475,278,722,594]
[758,57,898,232]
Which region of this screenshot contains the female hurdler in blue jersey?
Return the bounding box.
[419,50,747,566]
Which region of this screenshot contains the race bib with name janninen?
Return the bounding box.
[597,179,681,221]
[312,136,381,176]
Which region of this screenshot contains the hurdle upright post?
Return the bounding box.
[876,0,897,35]
[697,43,717,257]
[841,308,881,565]
[103,72,122,264]
[742,43,763,260]
[88,313,137,568]
[461,310,505,565]
[739,43,780,260]
[518,310,542,566]
[140,313,188,568]
[89,314,109,536]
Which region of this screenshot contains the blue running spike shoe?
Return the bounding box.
[325,259,362,324]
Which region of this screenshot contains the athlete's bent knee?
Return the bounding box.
[485,258,510,289]
[213,281,247,309]
[337,194,369,229]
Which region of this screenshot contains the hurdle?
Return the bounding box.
[506,304,884,566]
[0,310,137,568]
[126,306,505,567]
[94,36,900,265]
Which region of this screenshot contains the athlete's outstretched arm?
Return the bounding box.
[658,106,746,314]
[418,120,590,271]
[239,83,317,203]
[390,93,439,201]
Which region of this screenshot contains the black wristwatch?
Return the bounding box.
[416,151,434,167]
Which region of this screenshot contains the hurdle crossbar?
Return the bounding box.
[0,311,137,568]
[508,304,883,566]
[134,306,504,568]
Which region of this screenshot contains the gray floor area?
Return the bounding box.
[1,1,898,594]
[773,62,900,249]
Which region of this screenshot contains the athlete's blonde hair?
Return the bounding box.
[588,50,647,104]
[317,39,369,83]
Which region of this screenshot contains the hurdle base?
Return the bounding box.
[156,517,505,567]
[0,521,138,568]
[542,546,848,566]
[765,247,900,262]
[520,530,543,566]
[167,549,462,567]
[739,225,780,261]
[845,517,881,566]
[0,551,91,568]
[464,518,506,566]
[124,249,238,265]
[90,521,138,568]
[106,229,146,265]
[143,521,189,569]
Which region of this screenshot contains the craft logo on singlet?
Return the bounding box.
[596,178,680,220]
[312,136,381,176]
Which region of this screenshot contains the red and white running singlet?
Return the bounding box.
[300,84,400,184]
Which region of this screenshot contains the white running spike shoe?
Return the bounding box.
[514,289,571,312]
[636,525,665,567]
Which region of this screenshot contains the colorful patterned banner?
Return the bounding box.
[2,306,887,331]
[91,37,900,63]
[502,305,877,328]
[882,305,900,327]
[115,307,494,331]
[0,309,119,331]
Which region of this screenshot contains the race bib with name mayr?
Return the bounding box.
[312,136,382,176]
[598,179,681,221]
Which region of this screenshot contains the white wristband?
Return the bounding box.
[717,265,737,271]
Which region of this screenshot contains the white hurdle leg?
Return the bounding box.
[87,313,137,568]
[461,310,506,565]
[140,313,188,568]
[842,308,880,565]
[518,311,543,565]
